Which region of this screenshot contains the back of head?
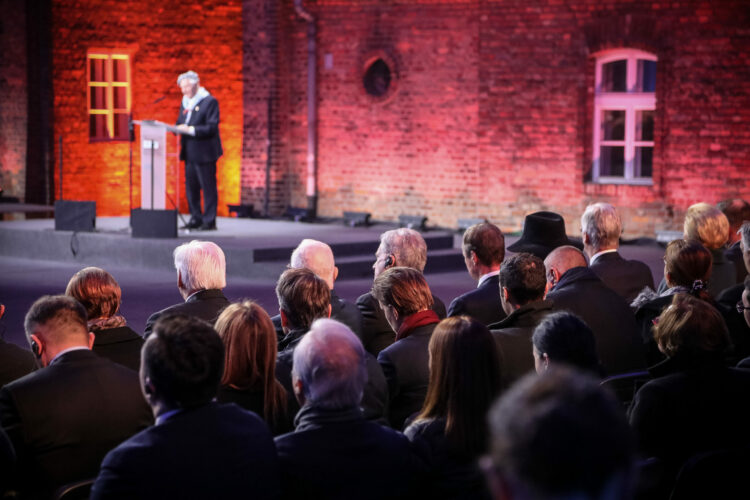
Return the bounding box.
[717,198,750,234]
[292,318,366,409]
[741,221,750,253]
[145,314,224,408]
[463,223,506,267]
[664,239,712,296]
[24,295,89,346]
[379,228,428,272]
[532,312,600,374]
[419,316,502,457]
[683,202,729,250]
[173,240,226,292]
[544,246,587,277]
[653,294,730,360]
[65,267,121,320]
[290,239,336,289]
[500,253,547,305]
[276,268,331,330]
[486,367,634,500]
[581,203,622,251]
[371,266,433,316]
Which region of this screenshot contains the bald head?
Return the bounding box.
[290,239,337,289]
[544,246,587,288]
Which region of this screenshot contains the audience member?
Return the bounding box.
[717,222,750,359]
[356,228,446,355]
[484,368,635,500]
[734,276,750,369]
[405,316,501,500]
[144,240,229,336]
[372,266,439,429]
[657,203,734,296]
[581,203,654,303]
[448,222,507,325]
[531,311,602,376]
[215,300,292,435]
[276,268,387,422]
[489,253,553,385]
[544,246,644,375]
[91,315,279,499]
[628,295,750,485]
[507,211,579,259]
[717,198,750,283]
[271,239,363,342]
[275,319,421,500]
[0,303,36,388]
[0,295,151,498]
[65,266,143,371]
[0,426,15,496]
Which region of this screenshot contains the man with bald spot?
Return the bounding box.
[544,246,644,375]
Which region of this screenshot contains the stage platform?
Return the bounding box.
[0,216,468,280]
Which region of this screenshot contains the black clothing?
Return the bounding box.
[272,291,363,344]
[590,251,654,304]
[216,385,294,436]
[92,325,143,372]
[0,340,36,388]
[143,288,229,337]
[447,274,506,326]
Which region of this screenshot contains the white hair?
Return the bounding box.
[177,70,199,85]
[581,202,622,251]
[292,318,367,409]
[173,240,226,292]
[290,239,336,289]
[741,222,750,250]
[683,202,729,250]
[379,228,427,272]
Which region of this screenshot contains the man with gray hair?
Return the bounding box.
[275,318,421,499]
[144,240,229,336]
[175,70,222,230]
[356,228,446,355]
[581,202,653,303]
[718,222,750,359]
[271,239,363,341]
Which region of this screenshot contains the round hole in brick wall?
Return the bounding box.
[363,58,392,97]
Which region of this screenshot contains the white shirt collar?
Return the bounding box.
[478,270,500,288]
[589,248,618,265]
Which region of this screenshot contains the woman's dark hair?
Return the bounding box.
[415,316,502,457]
[664,239,712,301]
[654,294,730,359]
[532,312,601,375]
[214,300,287,426]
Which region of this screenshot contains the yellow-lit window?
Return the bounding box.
[87,51,131,141]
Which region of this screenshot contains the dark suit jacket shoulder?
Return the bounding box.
[590,251,654,304]
[92,403,279,500]
[447,274,506,326]
[92,326,144,372]
[144,288,229,336]
[0,350,152,497]
[0,340,36,389]
[176,93,223,163]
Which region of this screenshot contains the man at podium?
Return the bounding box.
[175,70,222,230]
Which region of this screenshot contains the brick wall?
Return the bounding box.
[51,0,243,216]
[238,0,750,235]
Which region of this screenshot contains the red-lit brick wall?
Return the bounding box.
[0,0,28,202]
[238,0,750,235]
[51,0,242,216]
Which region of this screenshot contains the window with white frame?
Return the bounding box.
[592,49,656,183]
[87,51,131,141]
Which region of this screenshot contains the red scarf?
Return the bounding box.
[396,310,440,341]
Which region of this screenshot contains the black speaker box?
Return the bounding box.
[131,209,177,239]
[54,200,96,232]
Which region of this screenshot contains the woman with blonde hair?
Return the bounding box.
[214,300,291,435]
[65,266,143,370]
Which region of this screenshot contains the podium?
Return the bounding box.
[131,120,189,238]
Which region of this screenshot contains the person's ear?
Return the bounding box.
[326,304,332,319]
[471,251,480,266]
[177,270,184,289]
[280,310,289,328]
[502,287,510,302]
[143,376,156,398]
[332,266,339,283]
[292,374,305,406]
[542,353,550,371]
[29,334,43,358]
[582,232,591,246]
[88,332,96,349]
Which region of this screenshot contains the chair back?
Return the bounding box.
[600,370,651,408]
[669,447,750,500]
[54,478,95,500]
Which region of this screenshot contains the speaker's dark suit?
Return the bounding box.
[0,349,152,499]
[356,292,445,356]
[545,266,645,375]
[589,251,654,304]
[91,402,280,500]
[177,93,222,228]
[447,274,506,326]
[143,288,229,337]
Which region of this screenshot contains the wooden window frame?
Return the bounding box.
[87,50,132,142]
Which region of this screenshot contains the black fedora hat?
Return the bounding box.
[507,211,580,259]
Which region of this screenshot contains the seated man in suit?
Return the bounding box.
[276,268,387,422]
[484,368,634,500]
[144,240,229,336]
[489,253,553,385]
[372,267,440,429]
[717,198,750,284]
[92,314,279,499]
[272,238,363,342]
[357,228,446,356]
[544,246,644,375]
[275,318,421,499]
[448,222,507,325]
[0,295,152,498]
[718,222,750,360]
[581,202,654,304]
[0,303,37,388]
